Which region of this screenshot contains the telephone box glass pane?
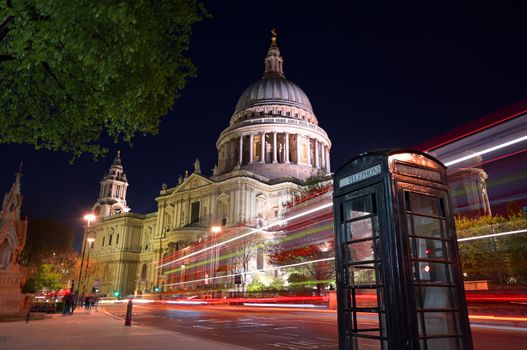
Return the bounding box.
[408,192,444,217]
[416,286,454,309]
[422,311,457,336]
[355,289,379,309]
[410,238,449,260]
[348,240,375,263]
[356,315,380,335]
[349,265,376,286]
[344,196,374,220]
[346,217,375,242]
[415,262,452,283]
[412,215,445,239]
[426,337,459,350]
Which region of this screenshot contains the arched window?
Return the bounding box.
[0,239,11,269]
[141,264,147,281]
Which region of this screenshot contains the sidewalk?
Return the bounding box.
[0,308,251,350]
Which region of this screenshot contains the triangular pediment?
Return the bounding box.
[256,193,268,201]
[175,173,213,192]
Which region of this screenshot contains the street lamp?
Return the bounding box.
[81,237,95,298]
[76,213,96,309]
[210,226,222,299]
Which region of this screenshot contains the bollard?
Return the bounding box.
[26,311,30,323]
[124,299,133,326]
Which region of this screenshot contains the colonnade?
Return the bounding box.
[219,131,330,172]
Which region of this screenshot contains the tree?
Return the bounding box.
[268,242,335,294]
[23,218,79,287]
[34,263,62,291]
[231,233,266,292]
[456,213,527,285]
[0,1,206,159]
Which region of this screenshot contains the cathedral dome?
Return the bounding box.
[234,76,313,114]
[215,30,331,181]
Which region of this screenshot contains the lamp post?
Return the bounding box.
[76,214,96,308]
[81,237,95,298]
[210,226,222,299]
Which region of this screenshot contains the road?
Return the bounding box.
[105,303,527,350]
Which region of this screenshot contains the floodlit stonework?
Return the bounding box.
[0,170,30,316]
[85,32,332,296]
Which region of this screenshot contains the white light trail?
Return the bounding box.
[457,229,527,242]
[243,303,325,309]
[444,134,527,166]
[165,257,333,287]
[156,202,333,269]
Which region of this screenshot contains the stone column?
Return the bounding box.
[296,134,301,165]
[315,140,320,168]
[260,132,266,163]
[307,138,312,166]
[272,132,277,163]
[249,133,254,163]
[239,135,243,165]
[326,147,331,172]
[320,143,326,170]
[285,132,290,163]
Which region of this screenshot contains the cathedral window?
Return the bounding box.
[109,234,113,245]
[102,236,105,247]
[256,247,264,270]
[190,201,200,224]
[116,234,119,245]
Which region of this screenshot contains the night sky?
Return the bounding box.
[2,2,527,246]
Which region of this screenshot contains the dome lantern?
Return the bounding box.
[263,29,284,79]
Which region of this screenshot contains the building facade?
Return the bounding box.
[0,170,30,316]
[85,32,332,297]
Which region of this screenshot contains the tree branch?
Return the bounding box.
[0,54,14,62]
[0,15,14,42]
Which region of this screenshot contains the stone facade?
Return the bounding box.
[0,170,30,316]
[85,32,332,296]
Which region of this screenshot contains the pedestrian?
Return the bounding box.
[62,293,71,315]
[84,295,91,310]
[70,293,77,315]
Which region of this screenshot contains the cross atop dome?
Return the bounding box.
[271,28,277,45]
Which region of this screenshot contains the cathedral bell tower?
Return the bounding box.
[92,151,130,219]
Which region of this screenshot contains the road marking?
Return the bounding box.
[237,323,272,328]
[192,325,214,330]
[316,337,337,342]
[267,340,320,349]
[274,326,298,330]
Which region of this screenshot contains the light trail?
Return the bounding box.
[165,257,334,287]
[156,202,333,269]
[444,134,527,166]
[447,147,527,175]
[424,108,527,151]
[457,228,527,242]
[243,303,325,308]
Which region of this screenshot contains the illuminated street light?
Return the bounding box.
[83,213,96,224]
